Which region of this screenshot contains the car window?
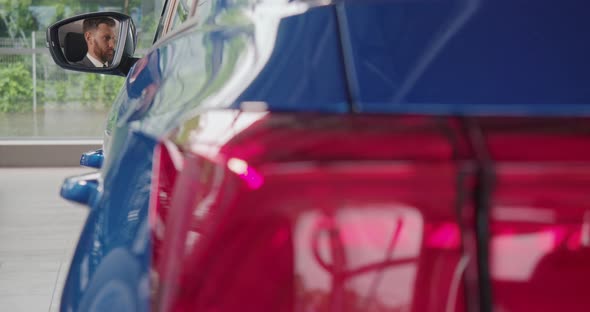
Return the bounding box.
[169,0,197,32]
[154,0,175,42]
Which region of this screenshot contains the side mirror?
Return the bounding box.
[46,12,139,77]
[60,172,100,206]
[80,149,104,169]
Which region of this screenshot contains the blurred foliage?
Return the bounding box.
[0,62,124,113]
[137,11,158,50]
[0,0,163,114]
[0,63,32,112]
[1,0,163,35]
[54,79,68,104]
[81,74,124,110]
[39,74,123,110]
[0,0,39,37]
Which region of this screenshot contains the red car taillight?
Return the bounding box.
[150,112,474,312]
[478,117,590,312]
[149,140,183,307]
[149,142,180,238]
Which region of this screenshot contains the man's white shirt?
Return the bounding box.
[86,53,107,67]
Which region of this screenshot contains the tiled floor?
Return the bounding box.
[0,168,90,312]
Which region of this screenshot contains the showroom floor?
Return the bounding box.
[0,167,89,312]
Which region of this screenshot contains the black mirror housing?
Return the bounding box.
[46,11,138,77]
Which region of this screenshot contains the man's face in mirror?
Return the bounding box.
[83,18,117,65]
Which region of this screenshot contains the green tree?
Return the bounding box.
[0,0,39,38]
[81,74,124,110]
[0,63,33,112]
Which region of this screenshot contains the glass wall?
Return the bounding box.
[0,0,164,138]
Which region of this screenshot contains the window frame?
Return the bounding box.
[153,0,179,43]
[152,0,200,46]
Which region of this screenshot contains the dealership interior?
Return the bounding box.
[0,143,99,311]
[0,1,159,310]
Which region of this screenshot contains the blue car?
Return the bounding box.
[48,0,590,311]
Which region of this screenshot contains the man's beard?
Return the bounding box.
[93,39,113,64]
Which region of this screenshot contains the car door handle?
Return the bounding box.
[60,172,101,206]
[80,149,104,169]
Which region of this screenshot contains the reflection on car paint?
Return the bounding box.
[58,0,590,311]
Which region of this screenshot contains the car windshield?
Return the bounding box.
[344,0,590,114]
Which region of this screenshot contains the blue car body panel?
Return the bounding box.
[233,6,350,113]
[339,0,590,116]
[111,4,350,141]
[61,132,156,312]
[61,0,590,310]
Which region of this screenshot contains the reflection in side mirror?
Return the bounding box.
[61,17,119,68]
[47,12,138,76]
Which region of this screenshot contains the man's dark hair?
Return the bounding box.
[82,17,116,33]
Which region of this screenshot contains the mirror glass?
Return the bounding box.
[57,17,121,69]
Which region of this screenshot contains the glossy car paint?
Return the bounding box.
[152,113,477,312]
[60,132,156,312]
[64,2,352,311]
[59,0,590,311]
[153,114,590,311]
[80,149,104,169]
[339,1,590,116]
[107,1,350,144]
[479,118,590,311]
